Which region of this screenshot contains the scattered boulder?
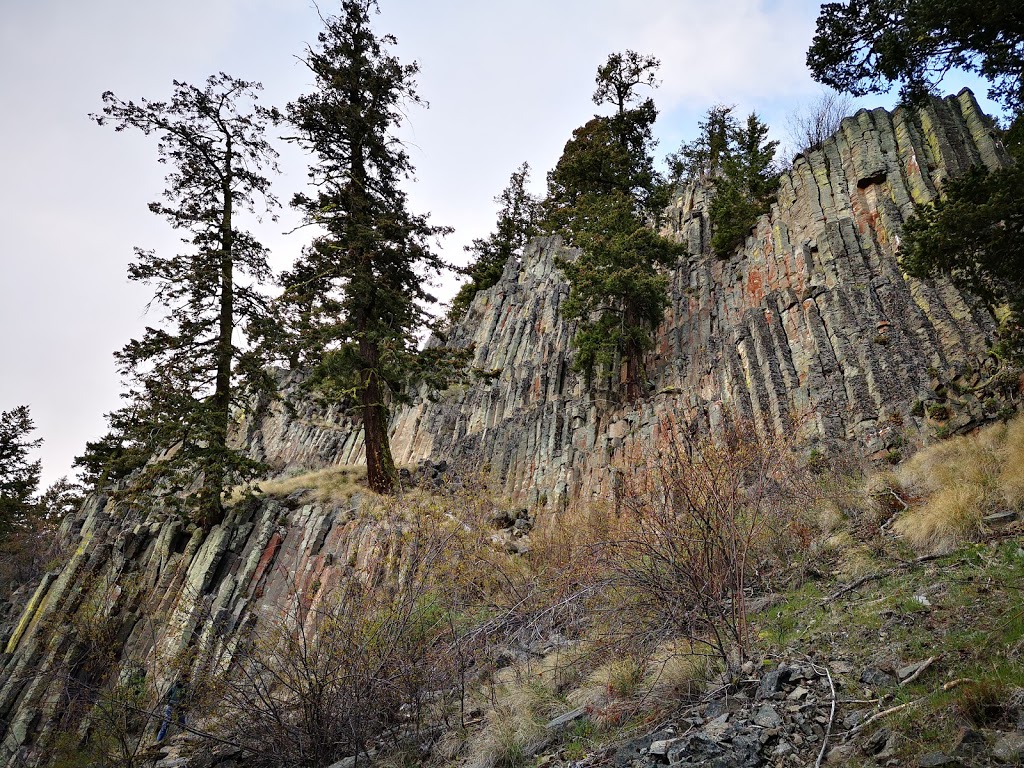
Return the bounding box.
[753,703,784,729]
[992,731,1024,764]
[918,752,960,767]
[860,666,896,688]
[951,727,986,760]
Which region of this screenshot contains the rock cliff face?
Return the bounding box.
[0,492,410,765]
[0,91,1016,764]
[247,89,1014,505]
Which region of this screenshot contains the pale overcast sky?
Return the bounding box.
[0,0,998,485]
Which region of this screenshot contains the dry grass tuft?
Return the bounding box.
[998,415,1024,509]
[566,643,709,728]
[816,500,847,535]
[644,643,711,700]
[231,465,369,504]
[465,679,559,768]
[891,411,1023,552]
[837,543,879,579]
[568,655,645,716]
[893,484,987,553]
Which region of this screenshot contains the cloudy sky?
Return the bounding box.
[0,0,997,485]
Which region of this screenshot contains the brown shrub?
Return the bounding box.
[597,415,817,664]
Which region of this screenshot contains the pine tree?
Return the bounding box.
[280,0,452,494]
[91,74,280,526]
[668,108,779,256]
[0,406,42,535]
[544,51,683,400]
[449,162,540,322]
[667,104,737,183]
[709,113,780,256]
[807,0,1024,113]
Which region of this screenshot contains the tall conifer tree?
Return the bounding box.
[544,51,682,400]
[708,113,780,256]
[280,0,451,494]
[91,75,280,526]
[449,162,540,322]
[0,406,42,535]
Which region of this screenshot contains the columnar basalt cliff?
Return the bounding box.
[0,492,418,765]
[0,92,1017,765]
[246,89,1014,504]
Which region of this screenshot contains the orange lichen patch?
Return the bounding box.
[747,268,765,304]
[251,532,283,598]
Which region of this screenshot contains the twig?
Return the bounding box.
[823,571,891,603]
[899,655,939,687]
[849,699,921,735]
[812,664,836,768]
[823,554,948,604]
[886,489,909,510]
[942,678,977,691]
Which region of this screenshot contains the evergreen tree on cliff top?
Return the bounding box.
[544,51,683,401]
[708,112,780,256]
[668,106,780,257]
[0,406,41,536]
[449,162,540,323]
[807,0,1024,359]
[91,75,279,527]
[280,0,451,494]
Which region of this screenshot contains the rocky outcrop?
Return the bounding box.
[0,90,1018,766]
[0,491,413,766]
[246,89,1015,505]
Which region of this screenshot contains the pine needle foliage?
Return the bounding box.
[278,0,457,494]
[807,0,1024,360]
[89,74,280,527]
[668,107,780,257]
[449,163,540,323]
[807,0,1024,113]
[544,51,683,400]
[708,113,780,256]
[0,405,42,535]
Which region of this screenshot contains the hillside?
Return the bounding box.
[0,92,1020,768]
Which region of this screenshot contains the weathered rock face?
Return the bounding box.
[0,491,413,765]
[0,90,1016,765]
[247,89,1014,505]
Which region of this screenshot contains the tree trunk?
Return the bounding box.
[359,338,396,495]
[204,142,234,527]
[624,350,640,402]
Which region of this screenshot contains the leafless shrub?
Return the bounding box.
[30,572,179,768]
[0,516,65,597]
[784,89,856,164]
[598,415,817,666]
[210,506,466,768]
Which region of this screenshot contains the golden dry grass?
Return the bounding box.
[464,678,559,768]
[228,465,368,505]
[643,642,711,700]
[891,412,1024,553]
[997,415,1024,508]
[565,642,709,728]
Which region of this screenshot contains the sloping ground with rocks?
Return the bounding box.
[474,529,1024,768]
